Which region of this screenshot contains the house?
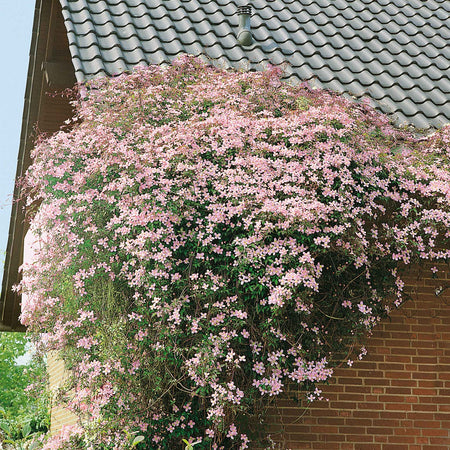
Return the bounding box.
[1,0,449,446]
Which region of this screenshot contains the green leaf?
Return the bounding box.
[131,435,145,447]
[182,439,193,450]
[0,422,10,435]
[182,439,201,449]
[23,421,32,437]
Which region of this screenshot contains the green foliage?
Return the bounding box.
[0,333,49,445]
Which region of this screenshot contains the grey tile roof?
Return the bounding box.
[59,0,449,129]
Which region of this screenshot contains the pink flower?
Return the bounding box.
[227,423,237,439]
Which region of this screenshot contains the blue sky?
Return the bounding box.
[0,2,34,282]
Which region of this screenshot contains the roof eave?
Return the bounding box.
[0,0,49,332]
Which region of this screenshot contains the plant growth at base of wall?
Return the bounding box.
[19,56,450,449]
[0,332,49,448]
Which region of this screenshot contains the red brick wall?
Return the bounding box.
[267,265,450,449]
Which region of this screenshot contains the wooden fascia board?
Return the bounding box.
[0,0,52,331]
[42,61,76,88]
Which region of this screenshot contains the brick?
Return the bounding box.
[372,387,384,394]
[412,371,438,380]
[352,445,382,450]
[417,379,443,388]
[337,426,367,435]
[345,434,374,442]
[357,402,385,411]
[343,385,370,394]
[388,435,418,444]
[411,403,438,412]
[421,428,449,436]
[412,388,438,395]
[376,444,411,449]
[421,446,450,450]
[339,393,365,402]
[430,437,450,445]
[338,377,364,385]
[309,408,339,417]
[377,363,406,371]
[355,362,378,370]
[385,371,412,379]
[372,419,400,427]
[399,420,414,427]
[319,434,347,443]
[384,355,411,364]
[352,410,380,419]
[329,402,357,410]
[322,384,344,393]
[411,356,437,364]
[357,370,385,378]
[364,378,390,386]
[343,418,372,427]
[309,425,338,434]
[389,347,417,356]
[285,434,317,444]
[438,371,450,380]
[378,395,406,403]
[390,379,417,387]
[384,403,412,411]
[393,427,421,436]
[379,411,408,420]
[413,420,441,428]
[419,363,444,371]
[366,427,394,435]
[375,347,390,355]
[309,444,340,449]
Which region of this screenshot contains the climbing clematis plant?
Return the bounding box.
[20,56,450,449]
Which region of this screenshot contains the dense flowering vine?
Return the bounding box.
[20,56,450,449]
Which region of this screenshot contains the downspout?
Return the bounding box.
[237,5,253,46]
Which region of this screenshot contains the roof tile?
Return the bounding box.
[60,0,450,129]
